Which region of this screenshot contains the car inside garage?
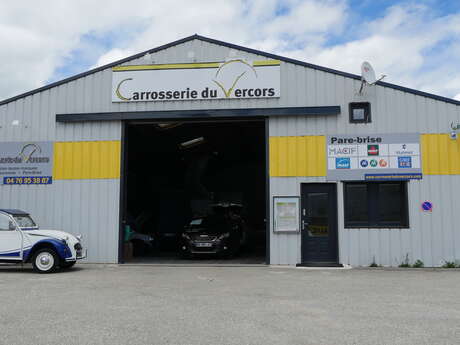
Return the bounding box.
[121,119,267,264]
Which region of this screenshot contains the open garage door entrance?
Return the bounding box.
[120,119,268,264]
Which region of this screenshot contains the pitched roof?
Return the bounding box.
[2,34,460,106]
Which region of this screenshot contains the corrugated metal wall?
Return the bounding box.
[0,78,121,262]
[270,176,460,267]
[270,116,460,267]
[1,37,460,265]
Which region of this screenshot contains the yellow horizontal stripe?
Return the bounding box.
[113,62,220,71]
[53,141,121,180]
[270,136,326,177]
[112,59,280,71]
[421,134,460,175]
[253,60,280,66]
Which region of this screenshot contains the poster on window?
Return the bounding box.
[273,196,299,232]
[326,133,422,181]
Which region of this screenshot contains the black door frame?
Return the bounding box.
[300,183,339,265]
[118,117,270,264]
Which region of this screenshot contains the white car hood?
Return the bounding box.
[28,229,77,241]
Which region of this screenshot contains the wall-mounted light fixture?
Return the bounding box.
[179,137,205,150]
[450,122,460,140]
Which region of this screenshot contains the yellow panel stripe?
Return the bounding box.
[270,136,326,177]
[421,134,460,175]
[112,59,280,71]
[253,60,280,66]
[113,62,220,71]
[50,134,459,180]
[53,141,121,180]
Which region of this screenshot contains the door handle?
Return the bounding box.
[302,220,308,230]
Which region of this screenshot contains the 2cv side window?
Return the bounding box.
[0,213,12,231]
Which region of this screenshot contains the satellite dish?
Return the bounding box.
[361,62,377,84]
[359,61,386,94]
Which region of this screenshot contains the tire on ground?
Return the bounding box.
[32,248,59,273]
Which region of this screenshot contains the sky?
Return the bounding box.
[1,0,460,101]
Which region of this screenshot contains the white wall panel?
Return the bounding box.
[271,175,460,266]
[0,180,119,263]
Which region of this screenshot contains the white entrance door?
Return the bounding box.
[0,213,23,261]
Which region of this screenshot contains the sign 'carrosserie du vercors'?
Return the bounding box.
[111,59,280,102]
[327,134,422,181]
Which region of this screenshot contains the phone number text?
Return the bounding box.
[3,176,52,185]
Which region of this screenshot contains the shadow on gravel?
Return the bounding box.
[0,264,85,274]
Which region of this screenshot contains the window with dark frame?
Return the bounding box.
[349,102,371,123]
[344,181,409,228]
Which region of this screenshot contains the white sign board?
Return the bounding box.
[112,59,280,102]
[273,197,299,232]
[327,134,422,181]
[0,142,53,185]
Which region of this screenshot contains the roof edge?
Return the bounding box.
[0,34,200,106]
[2,33,460,107]
[195,35,460,107]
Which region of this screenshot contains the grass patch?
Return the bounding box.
[442,261,460,268]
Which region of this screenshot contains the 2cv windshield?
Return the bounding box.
[13,215,37,228]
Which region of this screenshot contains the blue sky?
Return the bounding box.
[1,0,460,100]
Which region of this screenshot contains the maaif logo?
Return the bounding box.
[360,159,368,168]
[336,157,351,169]
[398,156,412,168]
[367,145,379,156]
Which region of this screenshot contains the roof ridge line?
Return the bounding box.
[1,34,460,107]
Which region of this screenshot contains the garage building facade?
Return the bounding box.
[1,34,459,267]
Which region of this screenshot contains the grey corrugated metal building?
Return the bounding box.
[1,35,459,266]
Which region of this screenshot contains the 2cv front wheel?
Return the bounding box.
[32,248,59,273]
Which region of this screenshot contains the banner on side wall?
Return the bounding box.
[111,59,280,102]
[326,133,422,181]
[0,142,53,185]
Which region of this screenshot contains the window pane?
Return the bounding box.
[345,184,368,224]
[352,108,365,120]
[378,183,405,224]
[307,192,329,237]
[0,214,11,231]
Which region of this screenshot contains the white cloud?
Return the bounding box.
[1,1,460,101]
[279,4,460,98]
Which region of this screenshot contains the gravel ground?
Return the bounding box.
[0,264,459,345]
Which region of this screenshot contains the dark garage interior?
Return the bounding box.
[122,119,267,263]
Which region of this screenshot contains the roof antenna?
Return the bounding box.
[359,61,386,94]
